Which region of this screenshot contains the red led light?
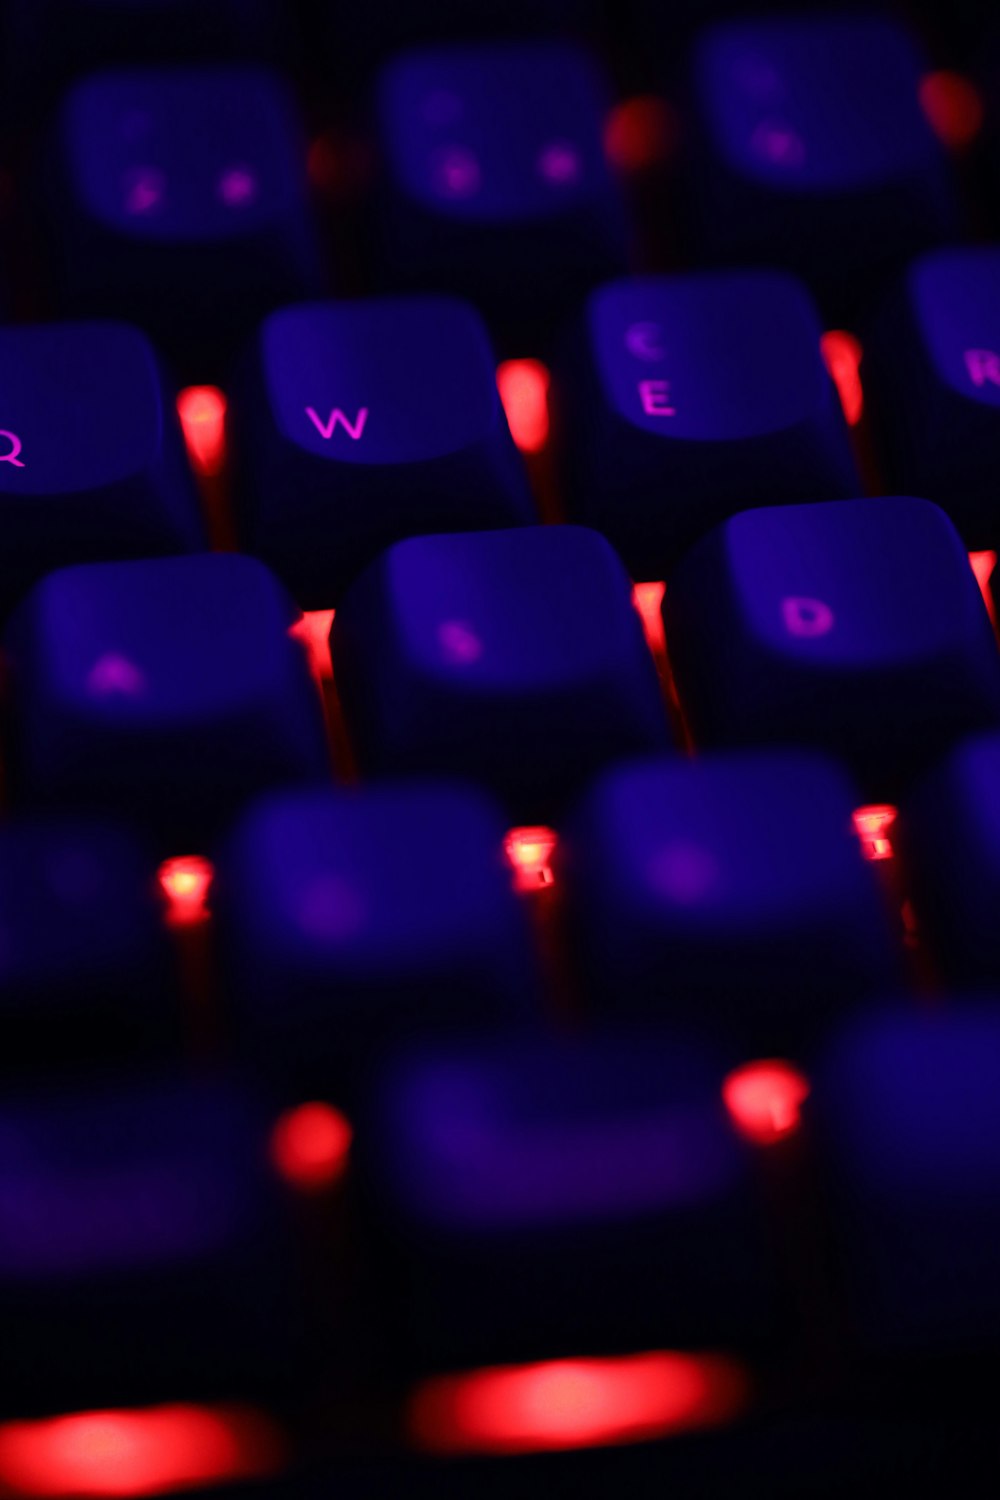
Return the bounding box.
[496,360,551,454]
[269,1102,353,1191]
[820,331,864,428]
[632,580,667,658]
[408,1350,749,1456]
[0,1405,284,1499]
[969,550,997,628]
[919,71,985,150]
[603,96,676,173]
[852,804,898,863]
[722,1061,811,1146]
[504,826,558,891]
[289,609,335,681]
[157,856,213,926]
[176,387,228,478]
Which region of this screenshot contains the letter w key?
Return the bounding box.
[305,406,370,440]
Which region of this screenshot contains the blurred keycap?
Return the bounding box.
[868,247,1000,546]
[360,1028,778,1366]
[0,1072,301,1409]
[0,321,204,613]
[5,553,329,846]
[48,66,323,375]
[331,525,670,820]
[556,270,858,577]
[689,15,958,312]
[229,297,534,607]
[219,782,539,1088]
[375,43,628,337]
[0,817,172,1069]
[663,496,1000,794]
[562,750,902,1047]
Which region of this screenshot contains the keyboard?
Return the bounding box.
[3,3,1000,1495]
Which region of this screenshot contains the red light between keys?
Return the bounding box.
[157,856,214,926]
[820,331,864,428]
[919,71,985,151]
[0,1405,284,1499]
[496,360,551,454]
[407,1350,749,1455]
[504,826,558,891]
[269,1102,353,1192]
[176,387,228,479]
[723,1061,811,1146]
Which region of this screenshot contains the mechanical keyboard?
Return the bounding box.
[2,2,1000,1496]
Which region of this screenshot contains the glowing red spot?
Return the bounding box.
[632,580,666,658]
[820,330,864,427]
[603,96,676,173]
[920,71,984,150]
[289,609,335,681]
[970,549,997,628]
[852,804,898,863]
[723,1060,811,1146]
[504,826,558,892]
[158,856,213,927]
[269,1102,353,1192]
[0,1404,284,1499]
[407,1350,749,1456]
[177,387,228,479]
[496,359,550,455]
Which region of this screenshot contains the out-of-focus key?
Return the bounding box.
[663,496,1000,795]
[49,67,323,374]
[555,271,857,577]
[331,526,670,820]
[815,1002,1000,1359]
[562,751,901,1047]
[361,1028,778,1366]
[868,248,1000,547]
[0,818,172,1068]
[229,297,534,607]
[219,782,539,1087]
[375,43,628,336]
[0,1073,301,1410]
[0,321,204,613]
[5,554,329,845]
[903,730,1000,986]
[690,16,958,311]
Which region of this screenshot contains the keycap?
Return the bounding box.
[902,730,1000,986]
[229,297,535,607]
[0,321,205,613]
[663,496,1000,795]
[49,66,323,374]
[5,553,329,845]
[867,248,1000,547]
[331,526,670,819]
[815,1002,1000,1359]
[690,15,958,310]
[555,271,858,578]
[0,817,172,1069]
[562,751,901,1047]
[0,1072,301,1409]
[219,782,539,1087]
[360,1028,778,1366]
[375,43,628,335]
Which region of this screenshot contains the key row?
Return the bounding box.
[1,14,976,362]
[3,1000,1000,1413]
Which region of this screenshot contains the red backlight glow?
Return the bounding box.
[723,1060,810,1146]
[919,71,984,150]
[970,550,997,628]
[269,1102,353,1191]
[176,387,228,478]
[820,331,864,427]
[157,856,213,926]
[407,1350,749,1456]
[632,580,667,658]
[289,609,336,681]
[604,96,676,173]
[852,804,898,863]
[504,826,558,891]
[0,1405,284,1499]
[496,360,550,454]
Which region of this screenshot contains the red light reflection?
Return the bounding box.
[0,1405,284,1499]
[289,609,335,681]
[919,71,985,150]
[157,856,213,927]
[504,826,558,891]
[408,1350,749,1456]
[269,1102,353,1192]
[969,550,997,629]
[723,1060,810,1146]
[176,387,227,479]
[604,96,676,173]
[496,360,551,454]
[852,804,898,863]
[820,331,864,428]
[632,580,666,658]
